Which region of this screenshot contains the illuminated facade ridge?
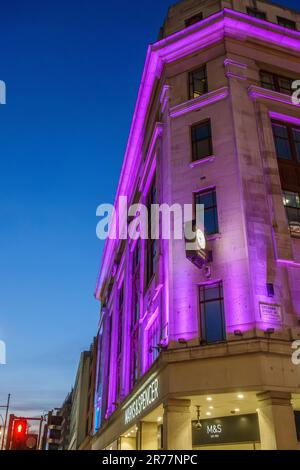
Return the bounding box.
[92,0,300,451]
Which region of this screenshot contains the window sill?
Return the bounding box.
[189,155,215,168]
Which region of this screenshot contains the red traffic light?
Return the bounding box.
[13,419,27,440]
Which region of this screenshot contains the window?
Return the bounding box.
[260,71,293,95]
[247,8,266,20]
[272,121,300,163]
[148,315,161,367]
[130,241,140,389]
[116,283,124,403]
[283,190,300,226]
[185,12,203,27]
[199,282,225,344]
[146,177,157,286]
[191,120,212,161]
[277,16,296,30]
[189,66,207,99]
[132,241,140,325]
[195,189,219,235]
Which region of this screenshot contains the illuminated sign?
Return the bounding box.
[124,378,159,424]
[192,414,260,446]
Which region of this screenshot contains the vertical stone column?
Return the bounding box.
[163,398,192,450]
[140,421,158,450]
[257,391,298,450]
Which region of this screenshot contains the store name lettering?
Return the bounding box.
[125,378,159,424]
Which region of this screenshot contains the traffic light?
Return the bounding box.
[12,419,27,449]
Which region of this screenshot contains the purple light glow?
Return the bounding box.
[95,8,300,299]
[170,87,229,118]
[277,259,300,268]
[269,112,300,126]
[249,85,300,107]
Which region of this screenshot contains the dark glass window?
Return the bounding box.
[189,66,207,99]
[116,283,124,403]
[185,12,203,27]
[195,189,219,235]
[272,121,300,163]
[130,241,140,389]
[277,16,296,30]
[293,128,300,162]
[283,190,300,226]
[260,71,293,95]
[148,315,160,366]
[132,241,140,325]
[272,123,292,160]
[247,8,266,20]
[191,120,212,161]
[146,177,157,286]
[200,282,225,344]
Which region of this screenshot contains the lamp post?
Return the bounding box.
[0,393,11,450]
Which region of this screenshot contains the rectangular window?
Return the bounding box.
[247,8,266,20]
[189,66,207,99]
[200,282,225,344]
[277,16,296,30]
[185,12,203,27]
[293,128,300,162]
[132,241,140,325]
[116,283,124,403]
[191,120,212,161]
[283,190,300,227]
[146,177,157,287]
[130,241,140,389]
[195,189,219,235]
[272,121,300,163]
[260,71,293,95]
[272,123,292,160]
[148,315,160,367]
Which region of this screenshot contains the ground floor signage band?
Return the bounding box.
[124,378,159,425]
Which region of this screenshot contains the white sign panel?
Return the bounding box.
[259,303,282,324]
[124,378,159,424]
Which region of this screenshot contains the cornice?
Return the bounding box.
[169,86,229,118]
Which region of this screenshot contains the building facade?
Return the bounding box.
[93,0,300,450]
[69,344,96,450]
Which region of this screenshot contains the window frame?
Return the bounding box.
[185,12,203,27]
[190,119,213,162]
[130,241,140,389]
[147,314,161,367]
[194,188,219,236]
[145,176,157,289]
[188,65,208,100]
[199,282,226,344]
[272,119,300,164]
[260,70,294,95]
[116,282,124,403]
[247,7,267,20]
[277,16,297,30]
[282,189,300,229]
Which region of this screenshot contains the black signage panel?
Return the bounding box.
[192,413,260,446]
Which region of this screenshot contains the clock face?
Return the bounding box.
[196,228,206,250]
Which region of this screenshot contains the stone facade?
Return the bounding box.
[93,0,300,450]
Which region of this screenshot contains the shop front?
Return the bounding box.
[92,344,300,451]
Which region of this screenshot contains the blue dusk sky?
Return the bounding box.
[0,0,299,418]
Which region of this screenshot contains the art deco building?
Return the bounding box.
[92,0,300,450]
